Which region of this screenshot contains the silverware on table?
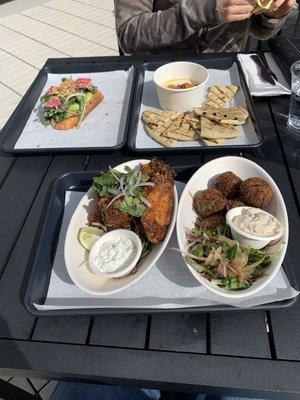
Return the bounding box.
[250,54,276,86]
[257,50,278,82]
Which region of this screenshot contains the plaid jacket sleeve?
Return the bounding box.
[115,0,219,54]
[250,13,288,40]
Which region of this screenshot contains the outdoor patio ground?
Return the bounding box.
[0,0,118,130]
[0,2,117,396]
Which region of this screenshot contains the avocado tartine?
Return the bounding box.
[40,77,104,130]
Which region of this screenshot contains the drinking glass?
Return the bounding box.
[288,60,300,132]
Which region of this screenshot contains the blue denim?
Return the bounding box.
[50,382,262,400]
[51,382,160,400]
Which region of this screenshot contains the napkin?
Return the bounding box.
[238,53,291,97]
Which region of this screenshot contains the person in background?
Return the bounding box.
[115,0,296,54]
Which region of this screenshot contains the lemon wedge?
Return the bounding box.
[78,227,105,251]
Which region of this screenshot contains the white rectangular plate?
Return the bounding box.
[14,68,134,149]
[135,63,259,149]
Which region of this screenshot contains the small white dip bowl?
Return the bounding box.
[153,61,209,111]
[88,229,142,278]
[226,207,283,250]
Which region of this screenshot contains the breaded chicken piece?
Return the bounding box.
[140,159,175,244]
[97,197,132,231]
[141,182,174,244]
[140,158,175,185]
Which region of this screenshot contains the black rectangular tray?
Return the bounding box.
[127,53,263,155]
[0,57,137,155]
[22,166,298,316]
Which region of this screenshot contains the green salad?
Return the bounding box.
[40,77,98,127]
[181,225,282,291]
[92,165,154,218]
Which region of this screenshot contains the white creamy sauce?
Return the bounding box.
[232,208,282,237]
[93,237,136,273]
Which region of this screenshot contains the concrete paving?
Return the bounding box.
[0,0,118,129]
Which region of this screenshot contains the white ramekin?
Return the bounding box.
[153,61,209,112]
[226,207,283,250]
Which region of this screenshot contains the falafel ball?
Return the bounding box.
[197,215,226,230]
[240,177,273,208]
[215,171,242,198]
[226,198,245,210]
[193,188,226,217]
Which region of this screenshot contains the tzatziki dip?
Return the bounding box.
[92,237,136,273]
[232,208,282,237]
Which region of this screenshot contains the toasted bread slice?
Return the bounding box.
[51,90,104,130]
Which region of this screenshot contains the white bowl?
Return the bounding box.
[64,159,178,296]
[88,229,142,278]
[226,207,283,250]
[153,61,209,111]
[176,156,289,299]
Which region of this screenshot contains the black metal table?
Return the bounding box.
[0,49,299,400]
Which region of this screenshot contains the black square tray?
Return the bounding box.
[22,165,298,316]
[127,53,263,155]
[0,56,137,155]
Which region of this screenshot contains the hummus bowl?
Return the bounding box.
[153,61,209,112]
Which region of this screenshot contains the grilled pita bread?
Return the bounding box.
[200,117,238,139]
[204,85,238,108]
[194,107,248,125]
[142,109,181,126]
[162,114,201,141]
[145,123,177,147]
[202,138,224,146]
[142,109,181,147]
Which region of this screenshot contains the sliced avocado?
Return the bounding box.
[67,102,80,113]
[84,92,94,102]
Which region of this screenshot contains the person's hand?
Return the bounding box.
[263,0,296,19]
[217,0,255,22]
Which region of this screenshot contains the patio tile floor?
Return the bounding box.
[0,0,118,129]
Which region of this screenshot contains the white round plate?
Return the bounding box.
[176,156,289,299]
[64,159,178,295]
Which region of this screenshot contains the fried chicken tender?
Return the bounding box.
[97,197,132,231]
[140,158,176,185]
[140,159,175,244]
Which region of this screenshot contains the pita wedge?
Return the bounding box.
[145,123,177,147]
[142,109,181,125]
[162,114,201,141]
[202,138,224,146]
[184,113,201,131]
[204,85,239,108]
[142,109,181,147]
[194,107,249,125]
[200,117,238,139]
